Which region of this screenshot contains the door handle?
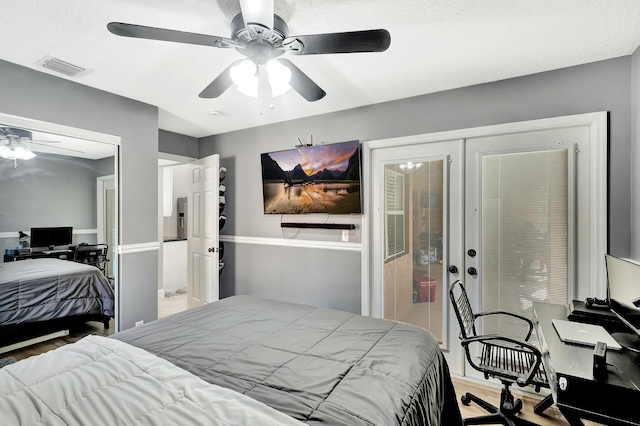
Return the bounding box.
[448,265,458,274]
[467,267,477,276]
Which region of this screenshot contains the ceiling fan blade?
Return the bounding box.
[282,29,390,55]
[199,60,242,98]
[278,59,326,102]
[238,0,274,29]
[107,22,238,48]
[27,139,62,144]
[27,141,85,153]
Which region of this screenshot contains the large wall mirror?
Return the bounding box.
[0,112,121,341]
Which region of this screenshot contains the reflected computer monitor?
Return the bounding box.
[30,226,73,250]
[605,254,640,352]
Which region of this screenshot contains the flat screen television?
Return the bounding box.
[30,226,73,249]
[260,140,362,214]
[605,254,640,352]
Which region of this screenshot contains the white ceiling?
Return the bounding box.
[2,0,640,139]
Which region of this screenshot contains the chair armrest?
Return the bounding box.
[474,310,534,340]
[461,334,543,386]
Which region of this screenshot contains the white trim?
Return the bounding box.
[219,235,362,252]
[0,329,69,355]
[364,112,607,150]
[591,113,608,298]
[118,242,161,255]
[158,289,165,299]
[0,112,120,146]
[361,144,372,316]
[361,111,608,319]
[74,228,98,235]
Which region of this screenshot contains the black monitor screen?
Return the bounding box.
[30,227,73,248]
[606,254,640,334]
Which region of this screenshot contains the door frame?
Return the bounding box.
[97,175,116,280]
[362,112,607,317]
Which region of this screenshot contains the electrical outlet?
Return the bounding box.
[135,320,144,327]
[342,230,349,242]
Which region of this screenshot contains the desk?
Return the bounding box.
[533,302,640,426]
[3,249,74,262]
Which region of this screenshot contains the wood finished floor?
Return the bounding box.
[2,320,112,361]
[452,377,603,426]
[4,326,604,425]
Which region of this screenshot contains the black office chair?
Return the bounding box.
[449,280,553,426]
[74,243,109,276]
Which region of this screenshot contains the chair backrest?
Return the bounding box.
[74,243,109,272]
[449,280,477,339]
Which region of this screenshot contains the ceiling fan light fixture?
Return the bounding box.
[0,142,36,160]
[266,59,291,97]
[230,59,292,98]
[230,59,259,97]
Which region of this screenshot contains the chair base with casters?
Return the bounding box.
[460,381,548,426]
[449,280,553,426]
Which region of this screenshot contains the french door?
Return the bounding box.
[370,139,464,372]
[366,113,607,378]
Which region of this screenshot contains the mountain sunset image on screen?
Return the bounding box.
[260,140,362,214]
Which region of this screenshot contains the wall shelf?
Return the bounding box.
[280,223,356,230]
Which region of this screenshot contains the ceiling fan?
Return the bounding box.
[0,126,84,168]
[107,0,391,102]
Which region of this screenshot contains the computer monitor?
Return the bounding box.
[605,254,640,352]
[30,226,73,250]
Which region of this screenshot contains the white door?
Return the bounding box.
[187,154,220,309]
[463,125,592,381]
[370,139,465,375]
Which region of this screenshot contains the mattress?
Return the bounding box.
[0,258,114,326]
[0,335,304,425]
[114,295,462,425]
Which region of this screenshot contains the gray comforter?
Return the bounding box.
[0,258,114,326]
[114,295,462,425]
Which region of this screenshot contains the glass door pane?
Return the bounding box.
[383,160,445,343]
[480,149,568,337]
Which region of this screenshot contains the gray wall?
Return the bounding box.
[159,130,199,158]
[633,46,640,259]
[0,153,113,253]
[0,59,159,330]
[202,57,633,313]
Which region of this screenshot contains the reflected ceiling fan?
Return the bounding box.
[0,126,84,168]
[107,0,391,102]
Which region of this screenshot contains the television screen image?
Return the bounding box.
[261,140,362,214]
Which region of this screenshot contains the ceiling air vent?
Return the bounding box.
[36,55,92,78]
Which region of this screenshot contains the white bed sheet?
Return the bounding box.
[0,335,305,425]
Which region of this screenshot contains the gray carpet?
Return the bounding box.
[0,357,17,368]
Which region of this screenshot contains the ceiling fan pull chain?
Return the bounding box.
[257,64,274,115]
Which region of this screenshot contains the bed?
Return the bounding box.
[0,335,304,425]
[0,258,114,345]
[0,296,461,425]
[113,295,463,425]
